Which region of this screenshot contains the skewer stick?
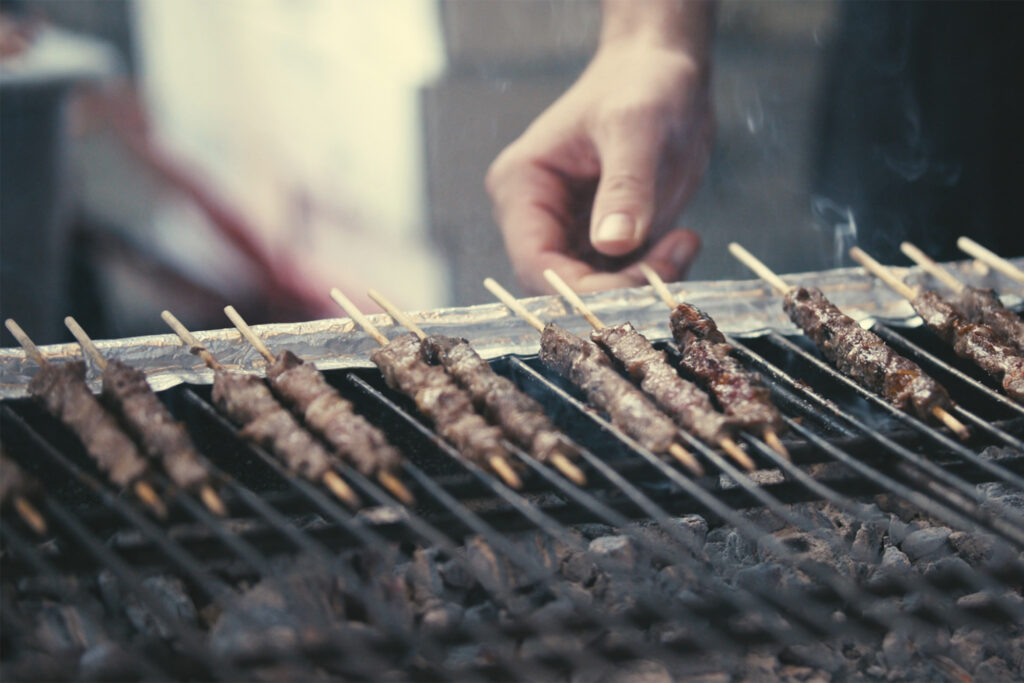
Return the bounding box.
[638,263,679,310]
[848,248,972,441]
[728,242,793,295]
[899,242,966,294]
[332,288,522,490]
[225,304,414,506]
[958,237,1024,286]
[12,496,48,535]
[162,311,360,506]
[368,289,587,487]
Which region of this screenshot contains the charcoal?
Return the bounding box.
[32,604,108,652]
[462,602,498,630]
[850,520,886,563]
[466,537,516,595]
[526,597,576,627]
[900,527,952,562]
[950,626,987,671]
[867,545,911,590]
[127,576,199,639]
[783,642,844,674]
[562,552,598,585]
[776,664,828,682]
[886,516,918,546]
[671,514,709,546]
[406,549,446,605]
[949,530,1008,566]
[443,643,483,671]
[517,631,582,662]
[78,642,143,681]
[745,652,780,678]
[975,655,1015,681]
[587,536,638,571]
[599,659,673,683]
[881,628,917,670]
[734,562,785,595]
[420,602,464,636]
[438,557,473,590]
[655,564,700,593]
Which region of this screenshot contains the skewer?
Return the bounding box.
[64,316,227,517]
[12,496,48,535]
[160,311,360,507]
[223,305,415,505]
[957,236,1024,286]
[4,319,168,519]
[330,289,524,489]
[899,242,965,293]
[365,289,587,486]
[543,269,755,471]
[639,262,790,461]
[727,243,794,295]
[482,278,703,475]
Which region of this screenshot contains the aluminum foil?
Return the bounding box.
[2,259,1022,399]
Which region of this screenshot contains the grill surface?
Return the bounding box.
[2,310,1024,680]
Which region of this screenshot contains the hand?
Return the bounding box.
[487,37,713,294]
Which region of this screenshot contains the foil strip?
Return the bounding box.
[2,259,1021,399]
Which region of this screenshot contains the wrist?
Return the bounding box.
[600,0,714,64]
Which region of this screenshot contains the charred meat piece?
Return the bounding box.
[423,335,575,463]
[539,323,678,454]
[0,452,39,507]
[783,287,954,419]
[591,323,734,443]
[267,351,402,476]
[212,370,333,480]
[371,334,513,468]
[952,287,1024,353]
[670,305,785,434]
[101,360,209,490]
[911,290,1024,402]
[28,361,148,487]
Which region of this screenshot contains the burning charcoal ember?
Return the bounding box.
[911,290,1024,401]
[953,287,1024,352]
[27,361,148,487]
[266,350,403,476]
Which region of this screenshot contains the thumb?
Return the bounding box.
[590,132,660,256]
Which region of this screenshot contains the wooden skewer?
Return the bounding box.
[848,247,972,441]
[6,319,168,518]
[12,496,48,535]
[544,269,759,473]
[223,305,414,506]
[161,310,360,507]
[899,242,966,293]
[958,236,1024,286]
[366,289,587,487]
[728,242,794,295]
[483,277,703,475]
[65,316,228,518]
[331,288,523,490]
[638,263,791,462]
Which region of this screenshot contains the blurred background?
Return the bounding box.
[2,0,847,345]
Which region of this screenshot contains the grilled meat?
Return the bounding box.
[0,452,39,507]
[911,290,1024,402]
[101,360,209,490]
[783,287,954,419]
[371,334,513,468]
[28,362,148,487]
[212,370,333,480]
[423,335,575,463]
[952,287,1024,353]
[669,305,785,434]
[591,323,734,443]
[266,351,402,476]
[539,323,678,454]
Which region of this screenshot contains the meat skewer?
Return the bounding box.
[222,305,414,505]
[329,289,524,489]
[0,450,48,535]
[638,264,791,460]
[159,311,361,507]
[957,236,1024,287]
[4,319,167,517]
[63,316,227,517]
[482,277,704,476]
[726,244,970,439]
[542,269,757,470]
[849,247,1024,404]
[899,242,1024,352]
[364,288,587,486]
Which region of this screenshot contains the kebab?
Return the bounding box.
[4,319,167,517]
[638,264,791,460]
[329,289,524,489]
[726,244,970,438]
[542,269,757,470]
[160,311,361,507]
[900,241,1024,352]
[0,450,48,535]
[63,316,227,517]
[482,278,704,476]
[849,247,1024,404]
[222,305,414,505]
[957,236,1024,287]
[364,289,587,486]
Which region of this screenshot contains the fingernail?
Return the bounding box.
[594,213,637,245]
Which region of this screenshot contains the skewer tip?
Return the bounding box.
[134,481,168,519]
[932,406,970,441]
[199,484,228,517]
[550,452,587,487]
[323,470,361,508]
[13,497,47,535]
[377,470,415,506]
[667,443,704,477]
[719,437,757,472]
[763,430,791,462]
[488,456,523,489]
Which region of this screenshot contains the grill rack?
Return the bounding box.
[2,318,1024,680]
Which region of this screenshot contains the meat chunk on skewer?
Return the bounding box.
[590,323,734,443]
[266,351,402,476]
[101,360,209,490]
[371,334,513,468]
[783,287,955,419]
[952,287,1024,353]
[669,305,785,435]
[539,323,679,454]
[422,335,574,463]
[28,361,148,487]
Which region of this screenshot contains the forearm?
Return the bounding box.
[600,0,714,60]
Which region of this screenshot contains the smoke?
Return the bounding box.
[811,195,858,267]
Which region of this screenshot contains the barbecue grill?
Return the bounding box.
[1,260,1023,681]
